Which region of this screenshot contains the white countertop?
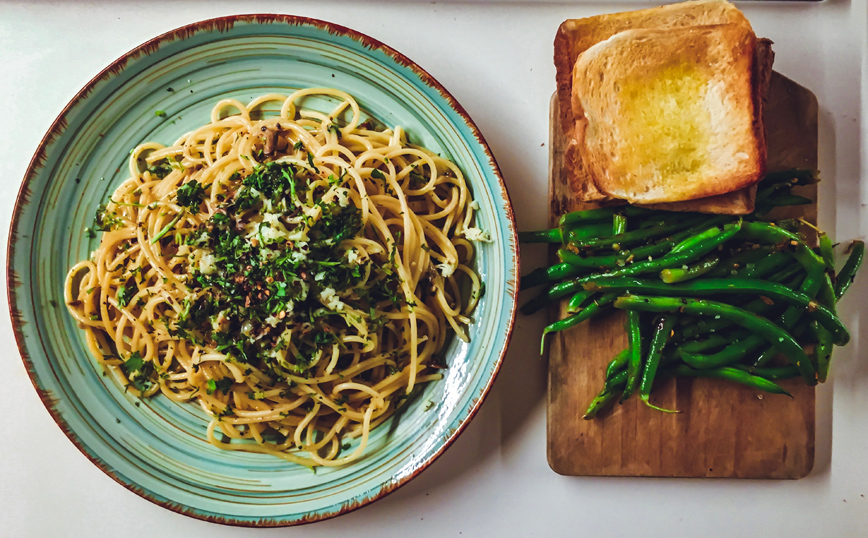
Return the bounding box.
[2,1,867,536]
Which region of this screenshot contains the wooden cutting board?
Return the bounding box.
[546,72,819,478]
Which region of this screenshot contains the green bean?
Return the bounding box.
[668,365,792,397]
[559,205,650,227]
[518,229,562,243]
[738,221,826,277]
[729,250,792,279]
[594,222,743,281]
[819,233,835,273]
[566,222,614,243]
[559,216,730,270]
[705,247,777,278]
[778,265,826,331]
[640,316,678,413]
[761,169,818,184]
[682,336,761,369]
[539,293,618,354]
[566,290,596,314]
[755,171,818,201]
[835,240,864,299]
[669,221,737,254]
[621,310,643,402]
[525,221,744,315]
[613,295,815,385]
[688,292,810,371]
[613,213,628,235]
[751,346,779,368]
[759,194,813,208]
[775,219,805,234]
[677,263,801,341]
[752,318,811,368]
[664,328,752,367]
[660,254,720,283]
[604,349,629,390]
[679,315,749,341]
[520,262,584,291]
[582,277,849,344]
[817,271,838,313]
[811,321,834,383]
[677,333,742,354]
[572,216,704,251]
[736,365,801,380]
[583,370,627,420]
[736,221,838,361]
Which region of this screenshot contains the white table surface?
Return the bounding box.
[2,1,867,536]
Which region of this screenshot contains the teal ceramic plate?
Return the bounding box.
[8,15,518,526]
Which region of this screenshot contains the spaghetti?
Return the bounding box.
[64,88,486,466]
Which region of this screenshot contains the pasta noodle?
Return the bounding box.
[64,89,487,467]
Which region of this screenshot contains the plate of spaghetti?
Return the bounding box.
[8,16,517,526]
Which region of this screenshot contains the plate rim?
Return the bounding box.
[6,13,519,527]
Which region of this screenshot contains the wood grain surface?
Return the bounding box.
[546,72,818,478]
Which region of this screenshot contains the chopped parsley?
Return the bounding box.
[121,351,154,392]
[93,203,123,232]
[176,180,205,211]
[146,161,173,179]
[206,377,234,395]
[116,284,135,308]
[168,161,405,382]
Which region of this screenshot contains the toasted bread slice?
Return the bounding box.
[555,0,751,142]
[554,0,767,213]
[572,24,763,204]
[637,36,773,214]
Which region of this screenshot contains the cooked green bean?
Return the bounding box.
[736,365,801,380]
[811,321,834,383]
[760,169,818,186]
[819,233,835,272]
[540,293,618,354]
[613,295,816,385]
[835,240,864,299]
[566,222,614,243]
[669,222,733,254]
[729,250,792,279]
[572,216,704,251]
[604,349,629,389]
[518,173,860,416]
[759,194,813,208]
[566,290,596,314]
[559,216,730,269]
[668,365,792,397]
[583,370,627,420]
[582,276,849,344]
[705,247,777,278]
[667,262,800,341]
[533,223,740,313]
[659,254,720,283]
[518,228,563,243]
[677,333,742,354]
[559,205,650,227]
[738,222,826,277]
[520,262,584,291]
[613,213,628,235]
[752,319,811,368]
[621,310,643,402]
[640,316,678,412]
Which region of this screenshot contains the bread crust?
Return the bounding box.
[553,0,767,214]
